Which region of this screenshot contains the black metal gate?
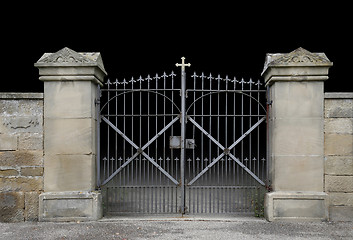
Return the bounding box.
[97,58,267,215]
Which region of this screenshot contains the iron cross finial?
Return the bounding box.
[176,57,191,71]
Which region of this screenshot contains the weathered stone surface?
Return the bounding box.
[329,206,353,222]
[271,81,324,119]
[39,191,102,222]
[21,167,43,176]
[325,175,353,192]
[44,118,94,155]
[272,118,323,156]
[0,191,24,222]
[0,134,17,150]
[0,168,19,177]
[262,48,333,85]
[44,81,97,119]
[325,99,353,118]
[34,47,107,84]
[325,156,353,175]
[0,99,43,117]
[0,177,43,192]
[18,133,43,150]
[329,193,353,206]
[25,191,39,221]
[265,191,328,222]
[324,118,353,134]
[324,133,353,156]
[44,154,95,192]
[0,150,43,167]
[273,156,324,192]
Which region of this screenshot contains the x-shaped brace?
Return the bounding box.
[187,116,266,186]
[101,116,180,186]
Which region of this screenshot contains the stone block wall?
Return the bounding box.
[324,92,353,221]
[0,93,44,222]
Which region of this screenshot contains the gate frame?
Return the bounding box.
[97,57,268,215]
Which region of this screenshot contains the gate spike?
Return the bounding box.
[204,157,208,161]
[105,79,111,85]
[161,72,168,78]
[216,74,222,81]
[166,157,170,161]
[153,73,160,80]
[137,75,144,82]
[244,157,249,161]
[252,157,257,161]
[169,71,176,77]
[207,73,214,80]
[255,79,263,86]
[110,157,115,161]
[158,157,163,161]
[191,72,198,78]
[145,75,152,81]
[117,157,122,161]
[196,157,200,161]
[103,157,107,161]
[187,158,192,162]
[174,157,179,161]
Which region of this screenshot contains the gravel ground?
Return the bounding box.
[0,215,352,240]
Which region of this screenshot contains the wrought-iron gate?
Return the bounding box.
[97,58,267,215]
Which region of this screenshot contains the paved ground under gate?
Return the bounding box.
[0,215,352,239]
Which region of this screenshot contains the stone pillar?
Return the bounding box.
[34,47,107,221]
[262,47,333,221]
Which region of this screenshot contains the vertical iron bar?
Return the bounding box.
[180,68,186,214]
[163,73,166,213]
[107,81,110,181]
[123,81,126,186]
[241,79,244,212]
[147,77,150,211]
[131,80,134,185]
[257,81,260,182]
[208,75,212,186]
[249,79,252,189]
[217,75,220,213]
[115,81,118,185]
[225,76,228,184]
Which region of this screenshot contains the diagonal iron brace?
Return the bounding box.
[101,116,180,185]
[188,116,266,186]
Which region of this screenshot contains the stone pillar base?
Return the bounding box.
[39,191,102,222]
[264,191,328,222]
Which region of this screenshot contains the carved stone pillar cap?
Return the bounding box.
[34,47,107,85]
[262,47,333,85]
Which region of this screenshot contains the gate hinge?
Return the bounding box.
[95,98,101,105]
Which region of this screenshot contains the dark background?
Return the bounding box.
[2,3,351,93]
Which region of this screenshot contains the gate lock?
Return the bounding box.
[169,136,195,149]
